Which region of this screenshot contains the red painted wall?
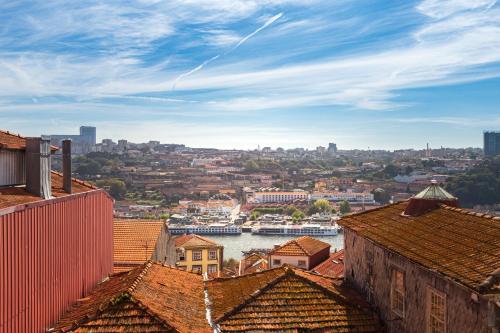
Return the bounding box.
[0,190,113,333]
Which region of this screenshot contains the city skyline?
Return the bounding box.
[1,0,500,149]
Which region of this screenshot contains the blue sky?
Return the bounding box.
[1,0,499,149]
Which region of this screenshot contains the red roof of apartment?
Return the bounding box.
[53,263,383,332]
[0,171,96,210]
[52,263,211,333]
[339,201,500,293]
[113,219,165,273]
[174,233,221,248]
[238,252,269,275]
[270,236,330,256]
[206,265,383,332]
[311,249,345,278]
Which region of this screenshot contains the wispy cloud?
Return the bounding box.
[173,12,284,88]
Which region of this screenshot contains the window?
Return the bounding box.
[273,259,281,266]
[177,251,186,261]
[297,260,306,267]
[390,269,405,318]
[207,264,218,274]
[192,265,202,273]
[208,249,217,260]
[427,288,446,333]
[192,250,202,261]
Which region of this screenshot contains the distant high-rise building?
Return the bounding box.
[483,131,500,156]
[50,126,97,154]
[327,142,337,155]
[80,126,96,145]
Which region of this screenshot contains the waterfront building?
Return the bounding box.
[51,262,383,332]
[113,219,174,273]
[252,189,310,203]
[0,130,113,332]
[339,182,500,333]
[311,190,375,203]
[174,234,223,275]
[484,131,500,156]
[269,236,331,270]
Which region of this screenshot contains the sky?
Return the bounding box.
[1,0,500,150]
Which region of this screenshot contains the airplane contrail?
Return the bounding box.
[172,12,284,89]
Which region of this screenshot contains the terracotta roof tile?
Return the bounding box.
[311,250,345,278]
[0,129,58,151]
[52,263,211,333]
[338,202,500,293]
[206,266,383,333]
[0,171,96,210]
[239,253,269,276]
[270,236,330,257]
[113,220,165,272]
[174,233,221,248]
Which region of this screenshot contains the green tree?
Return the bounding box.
[292,210,305,221]
[339,200,351,215]
[223,258,239,271]
[313,199,333,213]
[96,179,127,200]
[373,188,391,204]
[160,213,170,220]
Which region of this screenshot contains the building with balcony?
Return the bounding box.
[174,234,223,275]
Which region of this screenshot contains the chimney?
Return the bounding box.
[62,139,72,193]
[25,136,52,199]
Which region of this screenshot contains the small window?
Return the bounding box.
[391,269,405,318]
[192,250,202,261]
[192,265,202,273]
[177,251,186,261]
[207,264,218,274]
[427,288,446,333]
[273,259,281,266]
[208,250,217,260]
[298,260,306,267]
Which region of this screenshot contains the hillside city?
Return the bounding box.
[1,127,499,332]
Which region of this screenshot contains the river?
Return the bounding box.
[203,233,344,260]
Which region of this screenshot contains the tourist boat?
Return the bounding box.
[251,224,338,236]
[168,223,242,235]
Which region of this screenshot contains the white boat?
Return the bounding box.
[168,223,242,235]
[251,224,338,236]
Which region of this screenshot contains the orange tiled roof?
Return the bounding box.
[270,236,330,257]
[206,266,383,332]
[52,263,211,333]
[0,129,58,151]
[174,233,221,248]
[339,201,500,293]
[311,250,345,278]
[239,253,269,276]
[0,171,96,210]
[113,220,165,272]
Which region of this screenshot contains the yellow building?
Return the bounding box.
[174,234,223,275]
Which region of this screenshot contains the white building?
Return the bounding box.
[311,191,374,203]
[253,190,309,203]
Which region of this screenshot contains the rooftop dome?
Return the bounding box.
[413,180,456,200]
[403,180,459,217]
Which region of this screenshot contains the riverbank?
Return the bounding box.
[204,233,344,260]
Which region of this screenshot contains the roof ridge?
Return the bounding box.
[440,204,500,220]
[340,201,406,220]
[212,266,289,323]
[209,265,285,281]
[291,269,372,312]
[128,261,153,293]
